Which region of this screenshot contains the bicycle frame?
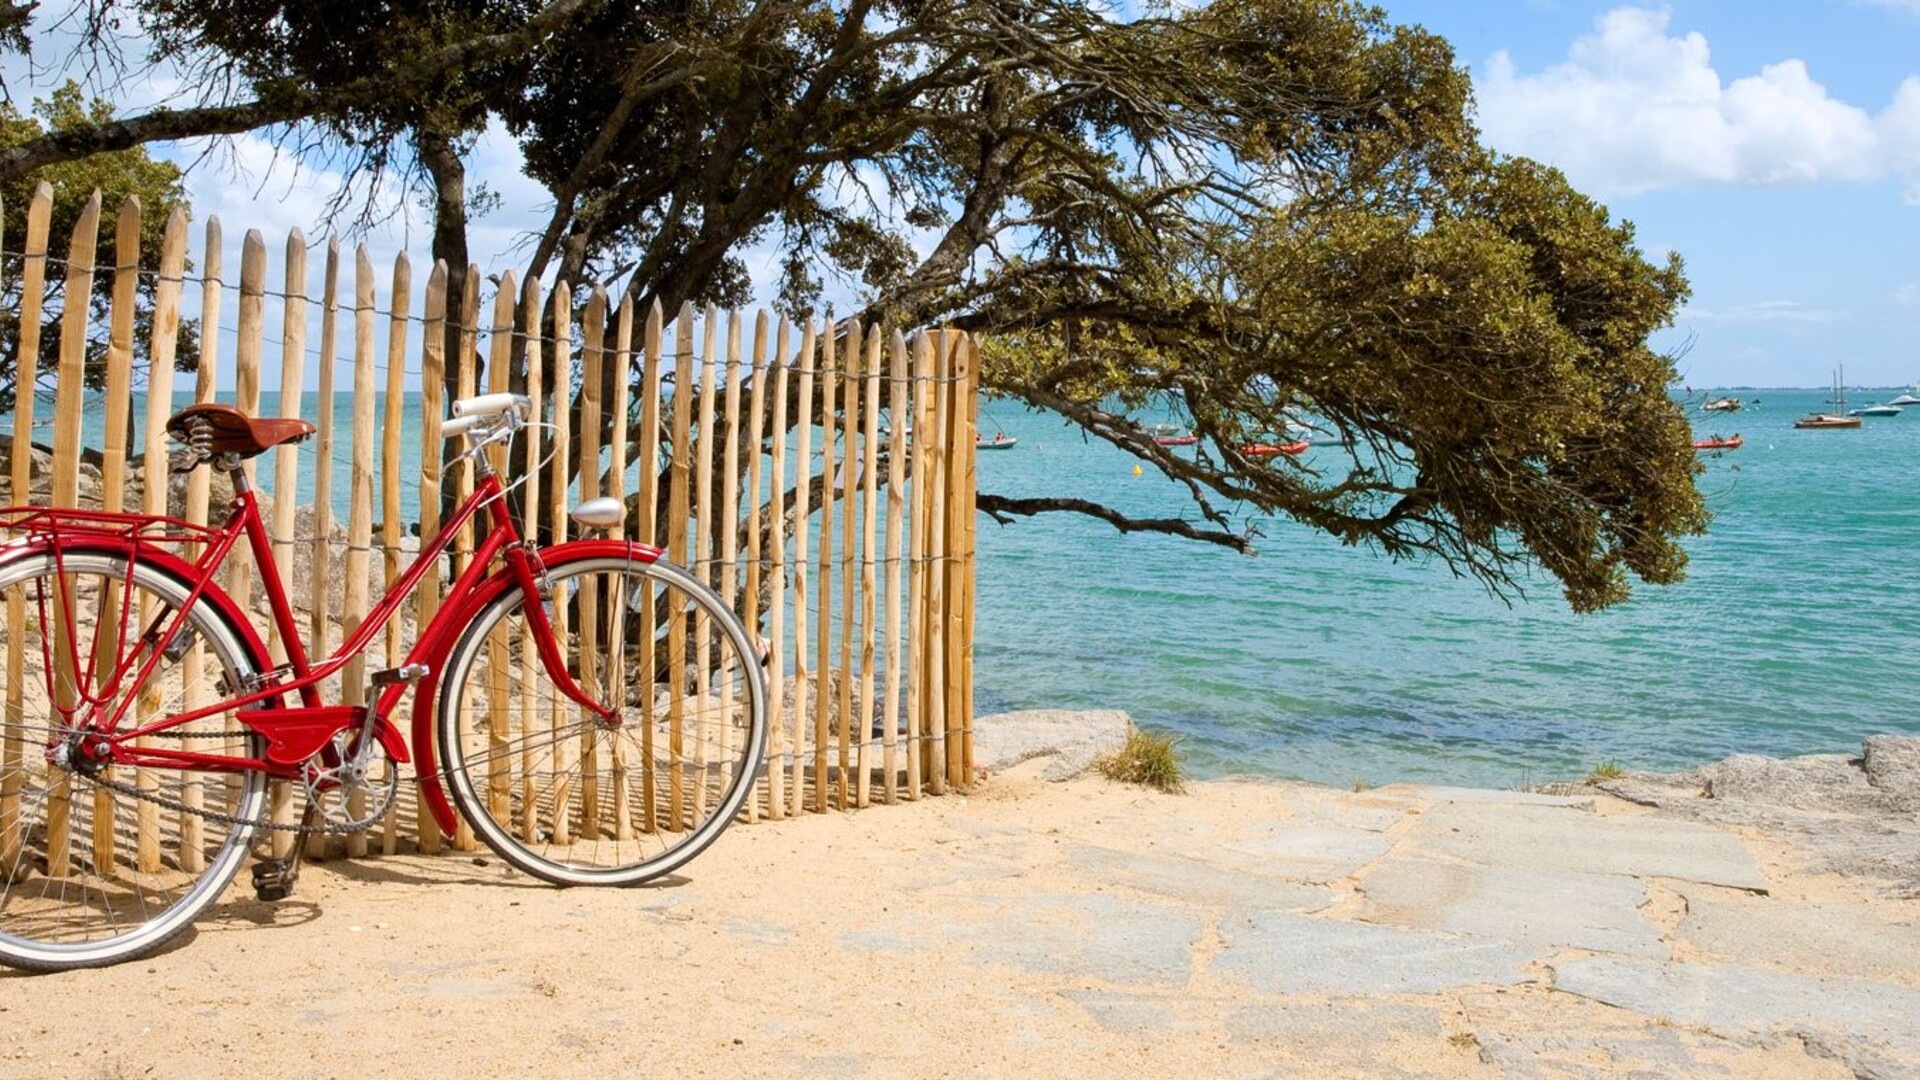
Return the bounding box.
[4,457,630,794]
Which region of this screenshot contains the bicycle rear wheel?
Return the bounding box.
[437,554,767,885]
[0,551,268,971]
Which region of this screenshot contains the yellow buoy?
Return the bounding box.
[1132,464,1143,476]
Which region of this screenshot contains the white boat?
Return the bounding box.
[1700,396,1742,412]
[1889,390,1920,407]
[1796,368,1863,429]
[1147,423,1198,446]
[1849,403,1902,417]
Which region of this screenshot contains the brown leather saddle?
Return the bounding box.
[165,403,315,458]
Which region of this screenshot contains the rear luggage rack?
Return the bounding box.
[0,505,224,548]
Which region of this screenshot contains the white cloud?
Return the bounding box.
[1474,6,1920,196]
[1682,299,1836,324]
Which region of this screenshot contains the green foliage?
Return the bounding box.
[21,0,1707,610]
[0,3,29,56]
[1095,728,1186,794]
[1219,154,1705,610]
[0,83,196,414]
[1589,759,1626,781]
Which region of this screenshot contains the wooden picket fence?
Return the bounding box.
[0,185,978,858]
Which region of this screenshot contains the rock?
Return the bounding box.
[1597,736,1920,897]
[0,443,99,507]
[777,666,883,740]
[279,503,421,625]
[1703,752,1887,814]
[971,708,1131,781]
[1863,735,1920,809]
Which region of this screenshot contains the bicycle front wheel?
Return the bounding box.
[437,554,767,885]
[0,551,269,971]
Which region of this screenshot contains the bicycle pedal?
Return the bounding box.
[251,857,299,902]
[370,663,431,688]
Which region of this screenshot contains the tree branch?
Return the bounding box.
[0,0,605,182]
[977,493,1256,554]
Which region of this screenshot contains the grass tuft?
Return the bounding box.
[1095,728,1186,794]
[1588,759,1626,782]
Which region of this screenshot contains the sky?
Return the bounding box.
[1386,1,1920,389]
[8,1,1920,389]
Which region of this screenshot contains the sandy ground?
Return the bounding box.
[4,759,1918,1079]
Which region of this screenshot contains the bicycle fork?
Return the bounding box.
[503,543,620,728]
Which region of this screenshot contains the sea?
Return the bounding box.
[14,386,1918,790]
[968,388,1920,789]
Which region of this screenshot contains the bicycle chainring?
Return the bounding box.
[301,729,400,831]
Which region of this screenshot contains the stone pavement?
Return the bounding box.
[948,716,1920,1078]
[9,721,1917,1079]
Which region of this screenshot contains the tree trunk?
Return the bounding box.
[417,124,472,524]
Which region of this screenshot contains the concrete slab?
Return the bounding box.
[1552,956,1920,1066]
[1222,997,1444,1042]
[1277,787,1416,832]
[1060,990,1209,1036]
[1224,823,1398,882]
[1067,842,1339,913]
[1672,882,1920,988]
[1222,999,1450,1078]
[1210,909,1539,995]
[843,891,1202,987]
[1408,801,1769,891]
[1358,858,1667,958]
[1474,1025,1824,1079]
[1386,784,1598,809]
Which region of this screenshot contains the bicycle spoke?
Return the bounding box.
[437,556,766,884]
[0,552,267,971]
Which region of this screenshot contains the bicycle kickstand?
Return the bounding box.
[251,803,320,902]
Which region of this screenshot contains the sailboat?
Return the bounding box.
[1794,368,1863,429]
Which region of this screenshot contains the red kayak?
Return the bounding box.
[1242,440,1310,457]
[1693,434,1743,451]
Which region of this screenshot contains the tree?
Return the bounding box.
[3,0,1708,610]
[0,82,197,415]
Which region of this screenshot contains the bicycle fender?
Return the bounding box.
[0,536,277,672]
[406,539,665,838]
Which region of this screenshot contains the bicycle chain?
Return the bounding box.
[76,766,395,836]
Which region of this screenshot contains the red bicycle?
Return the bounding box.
[0,394,767,971]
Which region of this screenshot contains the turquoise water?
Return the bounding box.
[14,386,1918,789]
[969,389,1920,789]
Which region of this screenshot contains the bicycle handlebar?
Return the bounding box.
[451,393,529,418]
[444,393,531,443]
[442,414,485,439]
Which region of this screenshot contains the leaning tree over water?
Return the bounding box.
[4,0,1705,610]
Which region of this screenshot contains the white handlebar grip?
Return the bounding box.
[450,392,527,418]
[442,414,484,439]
